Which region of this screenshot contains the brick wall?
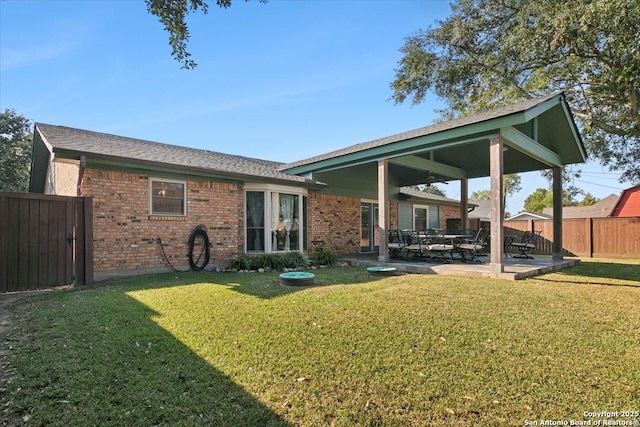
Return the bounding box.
[82,169,243,272]
[439,205,460,229]
[83,168,411,272]
[307,193,361,255]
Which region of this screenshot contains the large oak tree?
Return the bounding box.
[146,0,266,69]
[391,0,640,183]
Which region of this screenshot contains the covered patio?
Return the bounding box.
[282,93,587,278]
[342,253,580,281]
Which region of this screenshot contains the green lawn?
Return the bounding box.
[1,259,639,426]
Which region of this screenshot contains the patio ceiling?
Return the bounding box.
[281,93,586,196]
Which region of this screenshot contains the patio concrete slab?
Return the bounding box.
[343,254,579,281]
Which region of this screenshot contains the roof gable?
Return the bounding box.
[506,211,552,221]
[281,94,560,172]
[279,94,587,190]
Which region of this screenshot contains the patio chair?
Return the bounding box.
[426,230,456,263]
[401,230,428,260]
[509,230,542,259]
[388,229,405,259]
[457,228,489,263]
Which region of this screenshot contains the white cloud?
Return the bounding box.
[1,42,74,71]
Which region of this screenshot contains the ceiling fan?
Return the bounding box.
[424,172,449,186]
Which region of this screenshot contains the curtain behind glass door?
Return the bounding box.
[361,204,371,251]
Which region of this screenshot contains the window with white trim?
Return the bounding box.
[150,178,186,216]
[413,204,429,231]
[245,185,307,253]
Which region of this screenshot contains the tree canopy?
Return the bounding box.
[578,193,599,206]
[524,188,553,213]
[391,0,640,183]
[523,188,599,212]
[0,109,32,192]
[468,174,520,203]
[146,0,266,69]
[412,184,447,197]
[470,190,490,201]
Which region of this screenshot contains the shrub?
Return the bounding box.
[256,253,287,270]
[283,251,310,269]
[312,248,338,267]
[226,255,252,271]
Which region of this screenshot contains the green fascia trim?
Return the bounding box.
[500,126,563,167]
[282,115,532,175]
[29,132,52,193]
[286,131,504,176]
[522,94,562,123]
[283,95,584,177]
[560,101,588,162]
[389,156,467,179]
[305,135,487,176]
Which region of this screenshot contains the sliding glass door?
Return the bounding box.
[360,202,379,252]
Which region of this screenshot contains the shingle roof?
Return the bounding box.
[36,123,325,188]
[467,199,491,220]
[542,194,619,219]
[280,93,560,171]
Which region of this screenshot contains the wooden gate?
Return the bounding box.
[0,192,93,293]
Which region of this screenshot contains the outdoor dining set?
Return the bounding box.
[387,228,541,263]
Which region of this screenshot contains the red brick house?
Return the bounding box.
[29,124,463,278]
[30,94,588,279]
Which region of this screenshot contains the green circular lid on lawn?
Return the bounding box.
[367,266,397,276]
[279,272,316,286]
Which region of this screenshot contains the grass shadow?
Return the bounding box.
[1,287,292,426]
[537,260,640,288]
[214,267,377,299]
[96,267,375,300]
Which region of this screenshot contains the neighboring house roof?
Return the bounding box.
[398,186,474,207]
[30,123,326,192]
[541,194,619,219]
[467,199,491,220]
[610,185,640,217]
[506,211,552,221]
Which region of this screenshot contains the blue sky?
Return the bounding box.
[0,0,627,213]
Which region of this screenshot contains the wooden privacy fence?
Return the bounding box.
[504,217,640,258]
[0,192,93,293]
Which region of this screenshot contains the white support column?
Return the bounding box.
[489,136,504,274]
[460,178,469,230]
[552,166,564,260]
[378,159,389,262]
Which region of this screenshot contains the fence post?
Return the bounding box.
[83,197,93,285]
[74,197,94,286]
[586,217,594,258]
[0,194,7,293]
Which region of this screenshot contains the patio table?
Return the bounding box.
[444,234,470,242]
